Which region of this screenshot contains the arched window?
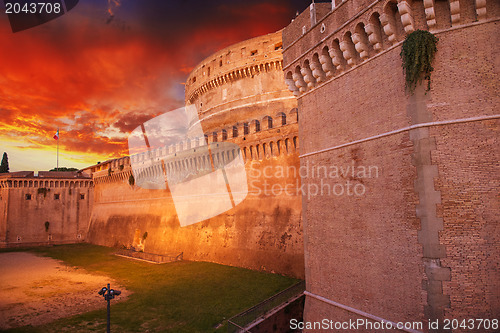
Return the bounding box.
[263,116,273,129]
[290,108,299,123]
[254,120,261,132]
[277,112,286,126]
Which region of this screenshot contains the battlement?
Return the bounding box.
[185,31,284,104]
[283,0,499,97]
[88,110,299,185]
[0,172,92,189]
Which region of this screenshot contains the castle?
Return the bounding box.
[0,31,305,278]
[1,0,498,329]
[81,30,305,278]
[281,0,499,328]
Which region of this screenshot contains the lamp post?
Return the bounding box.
[98,283,121,333]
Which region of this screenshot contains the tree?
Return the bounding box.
[49,167,78,171]
[0,152,9,173]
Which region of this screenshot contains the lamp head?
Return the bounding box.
[110,289,121,296]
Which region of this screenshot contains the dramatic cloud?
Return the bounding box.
[0,0,313,171]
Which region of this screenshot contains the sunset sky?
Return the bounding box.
[0,0,314,172]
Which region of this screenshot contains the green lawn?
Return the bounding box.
[1,244,299,333]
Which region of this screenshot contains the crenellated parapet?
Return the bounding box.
[0,171,93,189]
[185,31,285,105]
[89,109,300,185]
[0,179,93,189]
[282,0,499,97]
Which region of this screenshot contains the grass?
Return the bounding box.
[1,244,300,332]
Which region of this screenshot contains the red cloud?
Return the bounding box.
[0,1,302,170]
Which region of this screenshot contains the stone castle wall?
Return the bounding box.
[85,31,305,278]
[0,174,93,247]
[283,0,499,329]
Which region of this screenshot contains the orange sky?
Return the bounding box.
[0,0,312,172]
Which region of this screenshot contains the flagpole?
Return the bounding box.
[57,128,59,171]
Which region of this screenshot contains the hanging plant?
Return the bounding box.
[400,30,438,94]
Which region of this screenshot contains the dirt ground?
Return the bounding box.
[0,252,129,330]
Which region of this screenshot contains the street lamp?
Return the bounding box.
[98,283,121,333]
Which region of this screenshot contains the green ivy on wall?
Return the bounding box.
[400,30,438,94]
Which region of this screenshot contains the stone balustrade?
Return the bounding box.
[283,0,496,97]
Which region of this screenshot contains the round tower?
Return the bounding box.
[185,30,298,141]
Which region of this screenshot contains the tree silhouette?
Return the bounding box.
[0,152,9,173]
[49,167,78,171]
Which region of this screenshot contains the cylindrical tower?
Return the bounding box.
[185,30,298,138]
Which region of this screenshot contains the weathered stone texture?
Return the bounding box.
[432,120,500,320]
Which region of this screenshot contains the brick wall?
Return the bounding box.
[87,147,305,278]
[283,0,499,329]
